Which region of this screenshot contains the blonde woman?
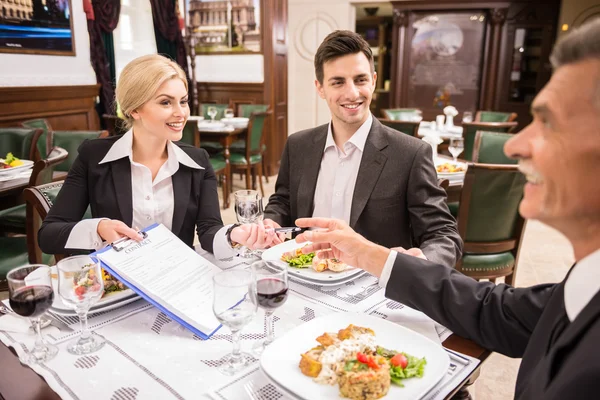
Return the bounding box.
[39,54,278,257]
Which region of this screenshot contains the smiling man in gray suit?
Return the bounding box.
[263,30,462,267]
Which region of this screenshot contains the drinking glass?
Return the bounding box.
[234,190,264,258]
[213,269,257,375]
[449,138,465,163]
[207,106,218,122]
[56,255,105,355]
[7,264,58,364]
[462,111,473,123]
[251,260,288,355]
[224,108,235,119]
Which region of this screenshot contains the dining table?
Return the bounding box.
[0,245,490,400]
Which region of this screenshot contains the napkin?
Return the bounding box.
[0,313,32,334]
[385,306,441,345]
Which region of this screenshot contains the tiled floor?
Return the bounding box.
[222,174,575,399]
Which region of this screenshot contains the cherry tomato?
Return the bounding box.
[356,352,369,364]
[390,353,408,369]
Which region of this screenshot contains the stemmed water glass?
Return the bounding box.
[213,269,258,375]
[449,137,465,164]
[251,260,288,355]
[56,255,105,355]
[207,106,218,123]
[7,264,58,364]
[462,111,473,123]
[234,189,264,258]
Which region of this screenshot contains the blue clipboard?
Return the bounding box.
[91,223,222,340]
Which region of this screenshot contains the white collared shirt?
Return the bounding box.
[380,247,600,323]
[564,248,600,321]
[65,130,236,260]
[312,114,373,223]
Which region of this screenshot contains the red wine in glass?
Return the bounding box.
[256,278,288,310]
[9,286,54,319]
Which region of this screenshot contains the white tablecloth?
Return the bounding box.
[0,254,479,400]
[419,122,463,140]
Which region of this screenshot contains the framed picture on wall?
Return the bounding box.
[186,0,261,54]
[0,0,75,56]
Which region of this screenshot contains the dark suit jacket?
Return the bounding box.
[386,253,600,399]
[38,136,224,254]
[264,117,462,266]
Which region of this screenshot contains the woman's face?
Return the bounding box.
[131,78,189,141]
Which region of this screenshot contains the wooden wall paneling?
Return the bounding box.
[196,82,264,110]
[0,85,101,130]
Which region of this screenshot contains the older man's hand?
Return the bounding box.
[231,221,282,250]
[294,217,390,278]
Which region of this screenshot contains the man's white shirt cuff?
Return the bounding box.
[378,250,398,289]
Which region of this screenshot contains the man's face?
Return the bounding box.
[504,60,600,231]
[315,52,376,130]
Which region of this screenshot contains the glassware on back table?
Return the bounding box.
[234,190,264,258]
[462,111,473,123]
[56,255,106,355]
[7,264,58,364]
[224,108,234,119]
[213,269,257,375]
[207,106,218,122]
[251,260,288,356]
[448,137,465,163]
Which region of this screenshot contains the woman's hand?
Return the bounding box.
[97,219,144,243]
[230,220,283,250]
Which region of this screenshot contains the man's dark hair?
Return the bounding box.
[314,30,374,84]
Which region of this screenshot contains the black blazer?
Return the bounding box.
[264,117,462,267]
[386,252,600,399]
[39,136,224,254]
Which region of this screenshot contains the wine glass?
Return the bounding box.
[7,265,58,364]
[251,260,288,355]
[207,106,218,123]
[462,111,473,123]
[56,255,105,355]
[449,137,465,163]
[234,190,264,258]
[224,108,235,119]
[213,269,257,375]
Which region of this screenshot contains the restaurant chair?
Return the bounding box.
[213,111,271,197]
[20,119,55,160]
[378,119,420,137]
[102,114,129,136]
[381,108,422,121]
[461,122,518,162]
[0,147,68,235]
[200,103,229,121]
[180,121,200,148]
[455,163,527,285]
[0,127,47,162]
[238,104,269,118]
[475,111,518,123]
[472,131,517,165]
[52,130,110,173]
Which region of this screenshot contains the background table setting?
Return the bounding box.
[0,239,487,400]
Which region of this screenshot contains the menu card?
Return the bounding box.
[93,223,222,339]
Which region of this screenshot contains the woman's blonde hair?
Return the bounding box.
[115,54,188,129]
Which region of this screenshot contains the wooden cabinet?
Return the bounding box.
[389,0,561,128]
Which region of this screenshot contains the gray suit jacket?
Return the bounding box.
[264,117,462,267]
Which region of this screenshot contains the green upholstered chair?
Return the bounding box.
[381,108,422,121]
[102,114,129,136]
[461,121,518,162]
[20,119,54,160]
[179,121,199,147]
[213,111,271,197]
[237,104,269,118]
[0,146,68,235]
[0,180,64,290]
[475,111,518,123]
[455,163,527,285]
[472,131,517,165]
[379,119,420,137]
[52,130,109,172]
[200,103,229,121]
[209,157,229,209]
[0,127,46,161]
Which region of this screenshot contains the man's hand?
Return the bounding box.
[97,219,144,243]
[230,220,281,250]
[263,218,286,244]
[391,246,428,260]
[294,218,390,278]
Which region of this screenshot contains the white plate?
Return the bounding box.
[0,159,34,176]
[261,239,364,284]
[50,266,138,314]
[260,313,449,400]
